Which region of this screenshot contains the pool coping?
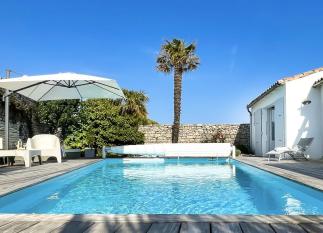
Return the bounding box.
[0,213,322,224]
[234,157,323,192]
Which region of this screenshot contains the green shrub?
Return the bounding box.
[36,99,80,138]
[235,149,241,157]
[235,144,250,154]
[63,97,147,150]
[36,89,152,150]
[64,130,88,149]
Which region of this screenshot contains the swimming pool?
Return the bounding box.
[0,158,322,214]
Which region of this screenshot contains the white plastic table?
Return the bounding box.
[0,149,41,167]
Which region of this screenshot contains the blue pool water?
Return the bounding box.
[0,158,322,214]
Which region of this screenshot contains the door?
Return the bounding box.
[254,109,262,155]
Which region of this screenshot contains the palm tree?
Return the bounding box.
[120,89,149,119]
[156,39,200,143]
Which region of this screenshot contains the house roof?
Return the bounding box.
[247,67,323,108]
[313,77,323,87]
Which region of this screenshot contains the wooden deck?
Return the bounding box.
[236,156,323,191]
[0,214,322,233]
[0,159,100,196]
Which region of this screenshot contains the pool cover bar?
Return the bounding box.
[103,143,236,158]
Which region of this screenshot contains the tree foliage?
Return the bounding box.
[35,89,155,150]
[65,99,146,150]
[120,89,148,118]
[36,100,80,137]
[157,39,199,73]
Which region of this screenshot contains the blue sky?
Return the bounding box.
[1,0,323,124]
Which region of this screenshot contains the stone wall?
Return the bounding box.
[139,124,250,148]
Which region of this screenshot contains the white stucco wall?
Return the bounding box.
[321,85,323,113]
[250,86,285,155]
[250,71,323,159]
[285,72,323,159]
[321,85,323,155]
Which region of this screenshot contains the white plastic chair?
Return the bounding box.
[26,134,62,163]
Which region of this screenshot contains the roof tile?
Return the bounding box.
[247,67,323,108]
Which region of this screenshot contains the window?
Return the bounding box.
[271,108,275,140]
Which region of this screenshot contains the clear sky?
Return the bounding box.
[1,0,323,124]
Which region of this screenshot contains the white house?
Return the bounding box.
[247,67,323,159]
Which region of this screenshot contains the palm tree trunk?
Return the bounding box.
[172,68,182,143]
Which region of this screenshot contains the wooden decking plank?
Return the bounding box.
[180,222,210,233]
[50,221,93,233]
[270,223,306,233]
[299,223,323,233]
[0,221,11,227]
[19,221,67,233]
[211,223,242,233]
[82,222,119,233]
[115,222,152,233]
[0,221,39,233]
[240,222,275,233]
[147,222,181,233]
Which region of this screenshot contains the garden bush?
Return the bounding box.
[35,89,153,151]
[235,144,250,154]
[235,149,241,157]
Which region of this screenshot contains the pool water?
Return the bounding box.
[0,158,322,214]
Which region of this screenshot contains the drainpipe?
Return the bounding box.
[247,106,252,153]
